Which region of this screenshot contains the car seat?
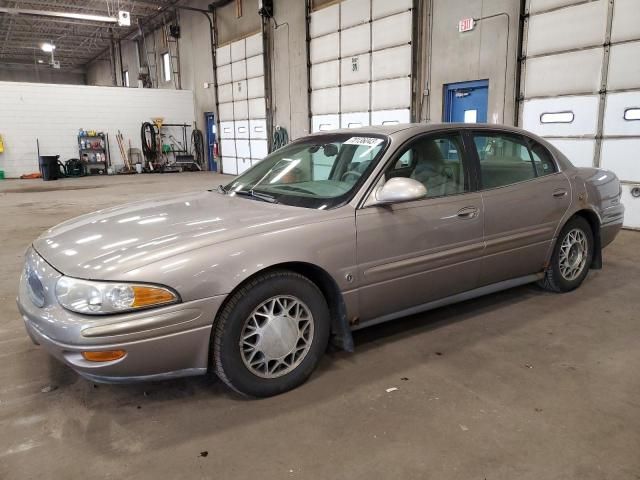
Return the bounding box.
[410,140,459,197]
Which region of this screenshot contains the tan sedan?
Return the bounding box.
[18,124,624,396]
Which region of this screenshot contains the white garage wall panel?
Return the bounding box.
[0,82,194,178]
[522,0,640,228]
[216,33,268,175]
[309,0,413,133]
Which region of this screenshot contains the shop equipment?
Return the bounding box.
[78,130,110,175]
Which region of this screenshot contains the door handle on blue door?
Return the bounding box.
[553,189,568,198]
[457,206,479,219]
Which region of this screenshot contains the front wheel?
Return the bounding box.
[540,216,594,292]
[212,270,330,397]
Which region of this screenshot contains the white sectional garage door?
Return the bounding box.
[309,0,413,133]
[216,33,268,175]
[521,0,640,229]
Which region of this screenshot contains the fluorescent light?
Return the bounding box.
[41,42,55,52]
[0,7,117,23]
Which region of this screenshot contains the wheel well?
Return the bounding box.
[572,209,602,269]
[214,262,354,352]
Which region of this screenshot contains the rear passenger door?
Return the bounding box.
[468,131,571,286]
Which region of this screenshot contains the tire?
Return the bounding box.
[212,270,330,397]
[539,216,594,293]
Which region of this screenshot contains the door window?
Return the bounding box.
[473,134,538,189]
[385,134,467,198]
[529,141,557,177]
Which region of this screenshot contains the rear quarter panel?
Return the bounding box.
[562,166,624,248]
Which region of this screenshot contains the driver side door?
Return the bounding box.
[355,132,484,324]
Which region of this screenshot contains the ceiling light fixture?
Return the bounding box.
[0,7,118,23]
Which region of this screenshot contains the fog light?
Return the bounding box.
[82,350,126,362]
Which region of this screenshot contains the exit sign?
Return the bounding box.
[458,18,475,33]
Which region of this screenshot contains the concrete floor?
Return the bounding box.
[1,172,639,479]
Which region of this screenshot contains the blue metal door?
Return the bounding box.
[444,80,489,123]
[205,112,217,172]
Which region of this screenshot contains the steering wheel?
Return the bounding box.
[341,170,362,182]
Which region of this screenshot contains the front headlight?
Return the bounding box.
[55,277,179,315]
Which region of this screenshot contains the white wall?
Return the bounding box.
[0,82,195,178]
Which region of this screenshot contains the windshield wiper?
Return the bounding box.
[217,184,227,194]
[234,189,278,203]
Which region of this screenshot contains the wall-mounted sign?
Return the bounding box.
[458,18,475,33]
[352,57,359,72]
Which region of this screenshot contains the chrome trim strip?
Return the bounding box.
[81,307,205,338]
[484,226,555,249]
[364,241,485,277]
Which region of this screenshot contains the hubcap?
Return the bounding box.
[559,228,588,281]
[240,295,314,379]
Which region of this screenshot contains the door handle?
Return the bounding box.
[456,206,479,219]
[553,189,568,198]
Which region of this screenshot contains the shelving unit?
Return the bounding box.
[78,132,110,175]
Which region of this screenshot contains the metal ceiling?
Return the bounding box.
[0,1,180,69]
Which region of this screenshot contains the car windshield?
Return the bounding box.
[222,133,389,209]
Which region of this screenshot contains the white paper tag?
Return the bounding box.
[343,136,383,146]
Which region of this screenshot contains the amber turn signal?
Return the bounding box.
[131,286,177,308]
[82,350,126,362]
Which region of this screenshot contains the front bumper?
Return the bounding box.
[18,248,226,383]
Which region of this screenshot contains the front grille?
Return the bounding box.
[25,255,46,308]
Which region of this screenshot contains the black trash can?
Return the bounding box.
[39,155,60,181]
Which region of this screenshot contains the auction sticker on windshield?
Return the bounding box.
[344,137,384,146]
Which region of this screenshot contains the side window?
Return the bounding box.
[385,134,466,198]
[529,141,557,177]
[473,134,536,189]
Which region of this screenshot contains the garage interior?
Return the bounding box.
[1,0,639,478]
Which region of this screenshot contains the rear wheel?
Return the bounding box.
[212,270,330,397]
[540,216,594,292]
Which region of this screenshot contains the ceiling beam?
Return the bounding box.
[0,30,107,41]
[0,60,87,72]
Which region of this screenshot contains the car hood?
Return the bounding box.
[33,190,333,279]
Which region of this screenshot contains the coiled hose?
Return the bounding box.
[191,128,205,168]
[141,122,159,161]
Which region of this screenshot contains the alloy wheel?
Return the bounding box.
[559,228,589,281]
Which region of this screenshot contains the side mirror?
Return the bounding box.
[373,177,427,205]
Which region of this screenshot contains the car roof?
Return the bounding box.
[308,122,537,138]
[306,122,574,171]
